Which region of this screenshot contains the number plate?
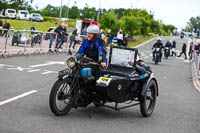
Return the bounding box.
[96,77,112,86]
[58,69,69,76]
[100,77,111,82]
[156,48,160,51]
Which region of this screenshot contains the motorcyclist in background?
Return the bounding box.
[152,38,164,61]
[75,25,107,69]
[164,40,172,55]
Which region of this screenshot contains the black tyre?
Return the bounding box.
[49,79,73,116]
[140,80,157,117]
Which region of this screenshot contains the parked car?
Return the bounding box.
[29,13,43,22]
[16,10,29,20]
[5,9,16,19]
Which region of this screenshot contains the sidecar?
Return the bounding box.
[95,46,159,117]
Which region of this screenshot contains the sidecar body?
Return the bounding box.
[95,46,158,113]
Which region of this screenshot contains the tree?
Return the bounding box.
[188,16,200,32]
[80,4,97,20]
[100,10,120,35]
[69,5,80,19]
[41,4,60,17]
[120,16,142,36]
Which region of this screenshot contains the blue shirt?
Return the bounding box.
[75,39,103,56]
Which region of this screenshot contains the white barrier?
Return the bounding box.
[0,28,74,57]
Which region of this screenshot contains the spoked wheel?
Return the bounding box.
[49,79,73,116]
[140,80,157,117]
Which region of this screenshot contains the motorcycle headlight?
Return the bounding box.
[66,57,76,68]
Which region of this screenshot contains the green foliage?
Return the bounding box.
[100,10,120,35]
[120,16,142,35]
[80,4,97,20]
[3,19,75,31]
[100,9,176,36]
[187,16,200,32]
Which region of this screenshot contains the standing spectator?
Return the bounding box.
[81,26,87,36]
[194,40,200,55]
[0,19,3,36]
[54,23,66,51]
[171,40,176,56]
[48,27,56,52]
[100,29,106,40]
[188,42,193,60]
[117,29,123,47]
[3,20,10,37]
[69,29,77,49]
[81,26,87,42]
[123,33,129,47]
[106,29,112,45]
[58,24,68,49]
[178,43,187,59]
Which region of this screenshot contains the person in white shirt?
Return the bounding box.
[117,29,123,46]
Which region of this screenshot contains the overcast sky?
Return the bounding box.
[32,0,200,30]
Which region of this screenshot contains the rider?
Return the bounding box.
[152,38,164,61]
[75,25,107,69]
[164,40,171,55]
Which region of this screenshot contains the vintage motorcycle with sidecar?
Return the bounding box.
[49,46,159,117]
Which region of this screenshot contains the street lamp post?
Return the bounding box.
[97,0,101,22]
[24,1,28,30]
[67,0,70,19]
[59,0,63,25]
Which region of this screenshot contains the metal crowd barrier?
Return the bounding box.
[0,28,74,58]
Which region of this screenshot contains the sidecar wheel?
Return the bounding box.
[140,80,157,117]
[49,79,73,116]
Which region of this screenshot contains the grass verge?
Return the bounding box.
[0,19,76,31]
[128,35,156,48]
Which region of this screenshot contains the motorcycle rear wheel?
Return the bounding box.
[49,79,73,116]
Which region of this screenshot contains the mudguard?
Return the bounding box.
[58,69,72,80]
[141,73,158,97]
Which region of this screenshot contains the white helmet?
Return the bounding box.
[87,25,100,34]
[157,38,162,41]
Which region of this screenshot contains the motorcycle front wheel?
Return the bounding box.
[49,78,73,116]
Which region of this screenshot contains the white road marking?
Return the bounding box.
[7,67,31,71]
[41,70,58,75]
[30,61,65,68]
[184,60,190,63]
[27,69,41,73]
[0,64,14,68]
[0,90,38,106]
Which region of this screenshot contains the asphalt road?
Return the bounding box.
[0,36,200,133]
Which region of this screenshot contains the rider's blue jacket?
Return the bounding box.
[75,39,107,62]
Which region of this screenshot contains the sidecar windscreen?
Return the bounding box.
[109,47,138,68]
